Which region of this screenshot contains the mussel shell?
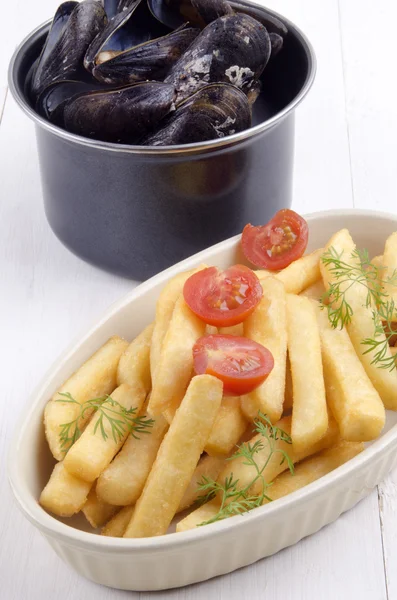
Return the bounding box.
[92,25,199,85]
[191,0,233,25]
[143,83,251,145]
[230,1,288,37]
[165,13,271,104]
[147,0,203,30]
[35,80,108,126]
[85,0,170,71]
[269,32,283,57]
[63,82,175,143]
[31,0,106,99]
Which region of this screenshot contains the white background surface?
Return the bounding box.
[1,0,397,598]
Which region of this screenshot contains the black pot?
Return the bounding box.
[8,1,315,280]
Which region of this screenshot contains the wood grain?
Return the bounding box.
[1,0,396,597]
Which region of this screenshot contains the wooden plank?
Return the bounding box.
[338,0,397,213]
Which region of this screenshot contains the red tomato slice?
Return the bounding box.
[193,334,274,396]
[183,265,263,327]
[241,209,309,270]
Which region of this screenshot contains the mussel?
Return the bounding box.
[84,0,170,72]
[92,24,199,86]
[143,83,251,145]
[36,80,108,126]
[165,13,271,104]
[63,81,176,143]
[31,0,106,99]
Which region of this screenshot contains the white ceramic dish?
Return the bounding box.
[8,209,397,592]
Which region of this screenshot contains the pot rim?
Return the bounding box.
[8,0,316,157]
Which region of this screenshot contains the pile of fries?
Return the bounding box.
[39,228,397,538]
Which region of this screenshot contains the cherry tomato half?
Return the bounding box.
[183,265,263,327]
[241,209,309,270]
[193,334,274,396]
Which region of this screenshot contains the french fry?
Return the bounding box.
[176,499,220,533]
[321,229,397,409]
[124,375,223,538]
[265,440,364,502]
[217,416,339,498]
[204,397,247,456]
[101,506,134,537]
[44,336,129,461]
[147,296,206,416]
[82,485,119,528]
[299,279,326,300]
[63,383,145,482]
[370,255,384,297]
[177,454,225,512]
[218,324,244,336]
[96,414,168,506]
[316,306,385,441]
[39,462,92,517]
[117,323,153,393]
[241,277,287,423]
[176,439,364,532]
[150,266,206,384]
[205,325,218,335]
[287,294,328,452]
[258,249,324,294]
[383,233,397,312]
[283,355,293,413]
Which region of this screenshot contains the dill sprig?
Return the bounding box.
[320,247,388,329]
[320,246,397,370]
[196,413,294,526]
[56,392,154,453]
[362,299,397,370]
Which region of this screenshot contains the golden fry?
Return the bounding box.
[218,324,244,336]
[148,296,206,415]
[44,336,129,461]
[150,266,206,384]
[124,375,223,538]
[316,306,385,441]
[177,455,225,512]
[299,279,326,301]
[241,277,287,423]
[39,462,92,517]
[258,249,323,294]
[217,416,339,498]
[287,294,328,452]
[63,383,145,482]
[321,229,397,409]
[205,397,247,456]
[101,506,134,537]
[176,499,220,533]
[265,440,364,502]
[96,414,168,506]
[82,485,119,528]
[117,323,153,393]
[383,233,397,312]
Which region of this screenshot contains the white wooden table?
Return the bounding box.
[1,1,396,598]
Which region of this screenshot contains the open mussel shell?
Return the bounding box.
[63,82,176,143]
[165,13,271,104]
[36,80,108,126]
[92,25,199,86]
[85,0,170,71]
[269,32,284,58]
[31,0,106,99]
[143,83,251,146]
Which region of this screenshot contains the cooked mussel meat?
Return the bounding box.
[85,0,169,72]
[63,82,175,143]
[165,13,271,104]
[31,0,106,99]
[143,83,251,145]
[92,24,199,85]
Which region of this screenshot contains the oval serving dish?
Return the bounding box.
[8,209,397,592]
